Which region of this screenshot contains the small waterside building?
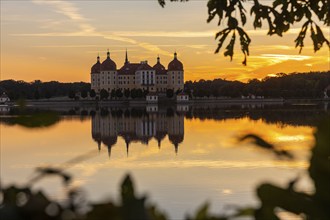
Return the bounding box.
[0,93,10,104]
[176,92,189,103]
[146,92,158,104]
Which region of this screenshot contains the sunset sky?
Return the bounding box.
[1,0,329,82]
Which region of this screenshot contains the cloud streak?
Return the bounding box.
[30,0,172,57]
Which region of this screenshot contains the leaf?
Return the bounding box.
[224,31,236,61]
[233,207,255,217]
[239,134,274,149]
[228,16,238,29]
[237,27,251,65]
[158,0,165,7]
[315,24,330,48]
[237,1,247,25]
[214,28,231,54]
[272,0,283,8]
[239,134,294,159]
[294,21,310,53]
[121,174,135,202]
[195,202,209,220]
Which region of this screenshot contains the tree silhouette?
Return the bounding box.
[81,90,88,99]
[124,89,131,98]
[68,90,75,99]
[116,89,123,98]
[100,89,109,100]
[159,0,329,65]
[166,89,174,98]
[89,89,96,98]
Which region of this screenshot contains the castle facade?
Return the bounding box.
[91,108,184,155]
[90,51,184,93]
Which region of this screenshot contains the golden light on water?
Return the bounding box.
[0,114,318,219]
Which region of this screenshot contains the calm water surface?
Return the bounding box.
[1,103,328,219]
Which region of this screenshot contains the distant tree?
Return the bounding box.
[100,89,109,100]
[34,90,40,100]
[159,0,329,65]
[115,89,123,98]
[89,89,96,98]
[124,89,130,98]
[81,90,88,99]
[212,89,219,97]
[143,89,148,97]
[45,90,52,99]
[131,89,137,99]
[166,89,174,98]
[68,90,75,99]
[175,89,182,95]
[136,89,143,98]
[111,89,116,99]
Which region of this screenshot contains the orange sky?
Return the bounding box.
[1,0,329,82]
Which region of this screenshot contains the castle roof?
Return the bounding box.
[91,56,101,73]
[168,52,183,71]
[153,56,167,75]
[118,63,140,75]
[137,62,153,71]
[101,51,116,71]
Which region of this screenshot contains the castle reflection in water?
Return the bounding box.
[91,105,188,156]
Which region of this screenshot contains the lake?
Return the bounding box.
[1,102,329,219]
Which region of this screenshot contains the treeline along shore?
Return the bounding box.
[0,71,329,101]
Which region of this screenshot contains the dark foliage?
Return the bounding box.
[185,71,330,98]
[100,89,109,100]
[159,0,329,65]
[89,89,96,98]
[0,80,90,100]
[166,89,174,98]
[116,89,123,98]
[81,90,88,99]
[124,89,131,98]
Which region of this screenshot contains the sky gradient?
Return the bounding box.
[1,0,329,82]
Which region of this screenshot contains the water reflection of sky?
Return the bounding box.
[1,113,316,219]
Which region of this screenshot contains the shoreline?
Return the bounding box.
[5,97,330,108]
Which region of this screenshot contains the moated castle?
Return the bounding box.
[90,50,184,94]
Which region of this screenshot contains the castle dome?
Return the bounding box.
[101,51,117,71]
[168,52,183,71]
[153,56,166,74]
[169,134,184,146]
[102,135,118,147]
[91,55,101,73]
